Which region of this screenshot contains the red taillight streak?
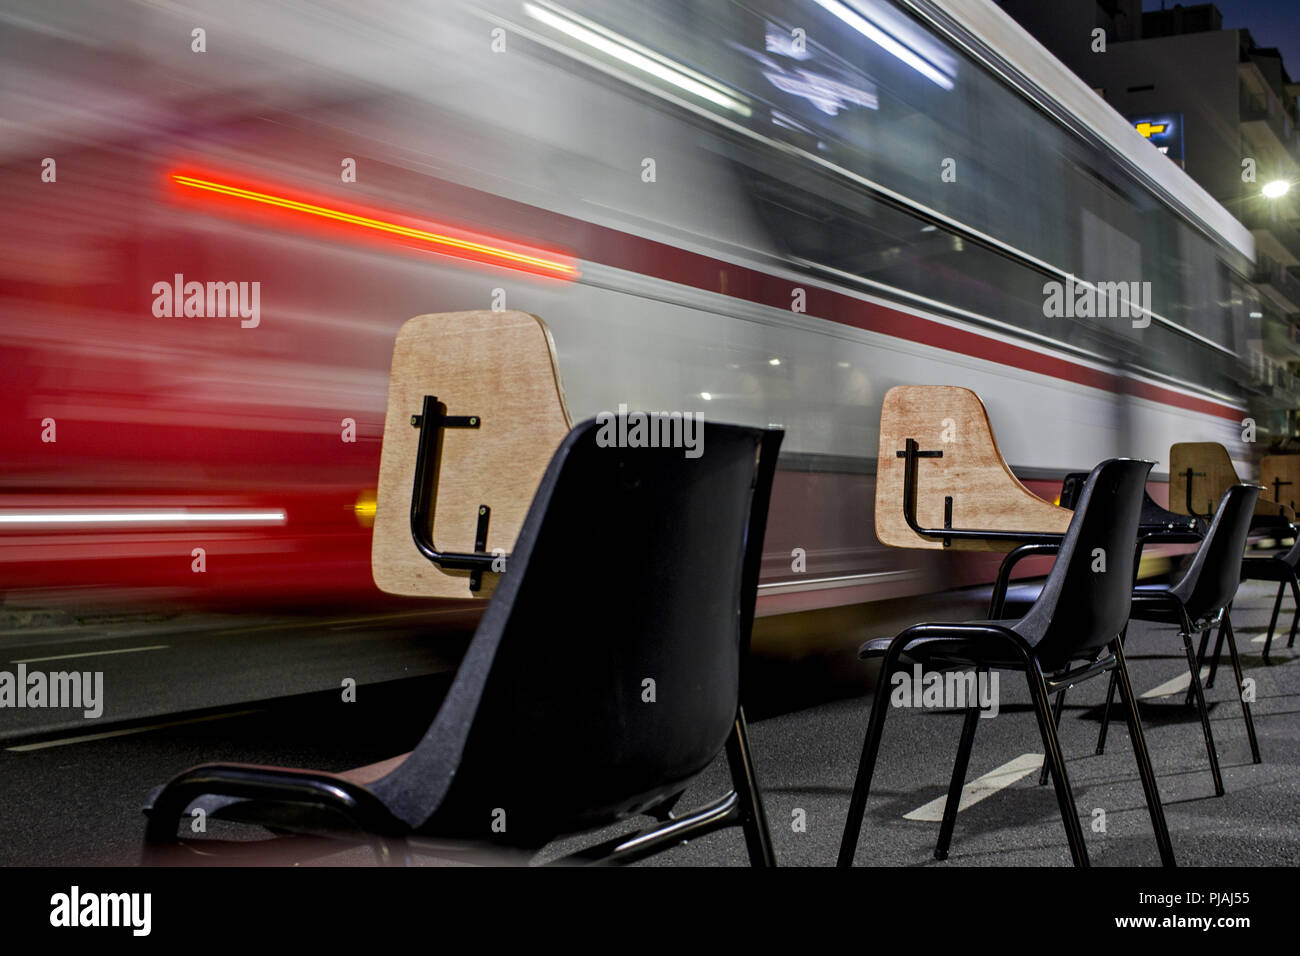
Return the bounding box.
[169,171,578,280]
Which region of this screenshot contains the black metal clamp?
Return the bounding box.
[896,438,1064,548]
[409,394,505,592]
[897,436,1063,617]
[1181,467,1212,518]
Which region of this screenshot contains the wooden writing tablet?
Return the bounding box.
[1169,442,1288,521]
[875,385,1072,551]
[1259,455,1300,518]
[371,310,572,599]
[1168,442,1241,519]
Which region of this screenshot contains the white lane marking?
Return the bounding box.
[5,709,263,752]
[11,644,169,664]
[224,607,478,636]
[903,753,1043,822]
[1141,667,1210,700]
[1248,633,1294,649]
[757,570,914,595]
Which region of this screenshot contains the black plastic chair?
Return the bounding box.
[838,458,1174,868]
[1024,472,1204,787]
[1240,538,1300,663]
[1095,485,1263,796]
[143,417,784,866]
[1060,471,1205,538]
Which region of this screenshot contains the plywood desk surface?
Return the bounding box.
[1170,442,1291,522]
[875,385,1072,552]
[371,310,572,599]
[1260,455,1300,519]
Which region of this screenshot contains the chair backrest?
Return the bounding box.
[875,385,1071,551]
[1170,484,1262,621]
[1015,459,1152,669]
[372,416,782,841]
[1058,472,1089,511]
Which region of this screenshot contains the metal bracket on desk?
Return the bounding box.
[897,437,1064,548]
[1180,467,1212,518]
[409,394,505,592]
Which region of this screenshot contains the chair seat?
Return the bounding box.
[343,753,409,785]
[1242,555,1294,580]
[1125,585,1182,624]
[970,582,1046,607]
[991,581,1193,619]
[1127,584,1226,628]
[860,622,1026,669]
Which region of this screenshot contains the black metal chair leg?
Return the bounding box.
[1206,618,1225,690]
[1038,685,1068,786]
[1182,628,1225,796]
[1288,574,1300,650]
[1186,628,1210,706]
[1220,613,1262,764]
[1262,581,1286,664]
[1096,623,1128,756]
[725,706,776,867]
[1112,640,1176,866]
[837,642,904,868]
[1096,669,1117,755]
[1028,663,1089,867]
[934,705,980,861]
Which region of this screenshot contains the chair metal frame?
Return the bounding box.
[836,622,1174,868]
[1094,596,1262,786]
[1093,488,1264,789]
[840,458,1175,868]
[1240,550,1300,663]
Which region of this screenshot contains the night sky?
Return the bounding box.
[1143,0,1300,81]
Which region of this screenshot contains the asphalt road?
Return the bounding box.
[0,605,476,741]
[0,580,1295,867]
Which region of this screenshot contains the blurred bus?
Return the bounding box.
[0,0,1255,613]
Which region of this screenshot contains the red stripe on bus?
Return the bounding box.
[573,224,1240,421]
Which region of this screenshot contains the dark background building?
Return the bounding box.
[999,0,1300,441]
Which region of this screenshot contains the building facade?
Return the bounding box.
[999,0,1300,443]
